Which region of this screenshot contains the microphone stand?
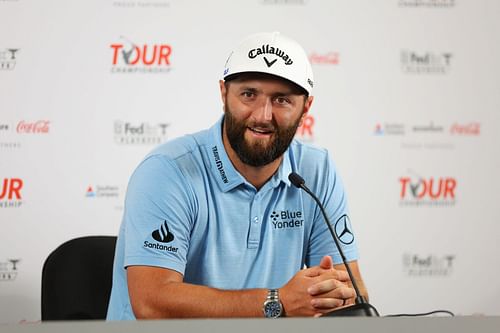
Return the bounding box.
[288,172,379,317]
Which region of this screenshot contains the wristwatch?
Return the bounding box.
[263,289,284,318]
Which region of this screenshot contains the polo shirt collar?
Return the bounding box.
[205,116,293,192]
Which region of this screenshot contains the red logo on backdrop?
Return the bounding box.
[399,176,456,207]
[296,114,315,141]
[0,178,23,208]
[16,120,50,134]
[450,122,480,136]
[110,37,172,73]
[309,52,339,65]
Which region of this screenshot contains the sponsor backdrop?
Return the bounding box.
[1,0,499,323]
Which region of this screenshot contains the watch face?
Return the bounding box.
[264,301,282,318]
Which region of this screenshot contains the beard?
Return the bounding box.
[224,104,303,167]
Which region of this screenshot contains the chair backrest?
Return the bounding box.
[41,236,117,320]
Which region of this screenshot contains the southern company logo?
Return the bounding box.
[374,123,405,136]
[110,36,172,73]
[0,178,23,208]
[0,259,20,281]
[399,172,457,207]
[0,48,19,70]
[270,210,304,229]
[403,253,455,277]
[114,121,169,145]
[85,185,119,198]
[296,114,315,142]
[401,50,452,74]
[144,220,178,253]
[334,214,354,245]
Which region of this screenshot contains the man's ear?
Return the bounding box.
[298,96,314,126]
[219,80,227,111]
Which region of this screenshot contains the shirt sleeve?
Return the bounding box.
[122,154,197,275]
[305,152,359,267]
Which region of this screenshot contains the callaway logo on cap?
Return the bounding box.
[223,32,314,95]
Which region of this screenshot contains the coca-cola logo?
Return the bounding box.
[309,52,339,65]
[16,120,50,134]
[450,122,480,136]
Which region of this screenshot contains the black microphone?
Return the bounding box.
[288,172,379,317]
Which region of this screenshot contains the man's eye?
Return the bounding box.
[275,97,290,105]
[242,91,255,98]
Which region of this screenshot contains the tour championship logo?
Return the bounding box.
[0,178,23,208]
[85,185,119,198]
[295,113,315,142]
[0,259,20,281]
[398,0,455,8]
[399,172,457,207]
[114,121,169,145]
[110,36,172,73]
[403,253,456,277]
[0,48,19,71]
[309,52,339,65]
[401,50,453,74]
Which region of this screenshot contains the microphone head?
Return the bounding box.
[288,172,305,188]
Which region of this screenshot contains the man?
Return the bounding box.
[107,32,368,320]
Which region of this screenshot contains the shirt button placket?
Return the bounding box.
[248,195,261,249]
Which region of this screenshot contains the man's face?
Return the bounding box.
[221,76,313,167]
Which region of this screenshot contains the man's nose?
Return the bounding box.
[254,97,273,122]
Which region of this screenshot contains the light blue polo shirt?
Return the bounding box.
[107,116,358,320]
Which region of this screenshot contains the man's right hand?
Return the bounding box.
[280,255,356,317]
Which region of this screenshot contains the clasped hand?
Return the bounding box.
[280,255,355,317]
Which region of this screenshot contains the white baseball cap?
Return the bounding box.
[223,32,314,95]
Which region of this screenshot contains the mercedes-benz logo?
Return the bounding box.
[334,214,354,245]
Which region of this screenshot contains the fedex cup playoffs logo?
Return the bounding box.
[399,174,456,207]
[110,37,172,73]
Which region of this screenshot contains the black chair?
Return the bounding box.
[41,236,117,320]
